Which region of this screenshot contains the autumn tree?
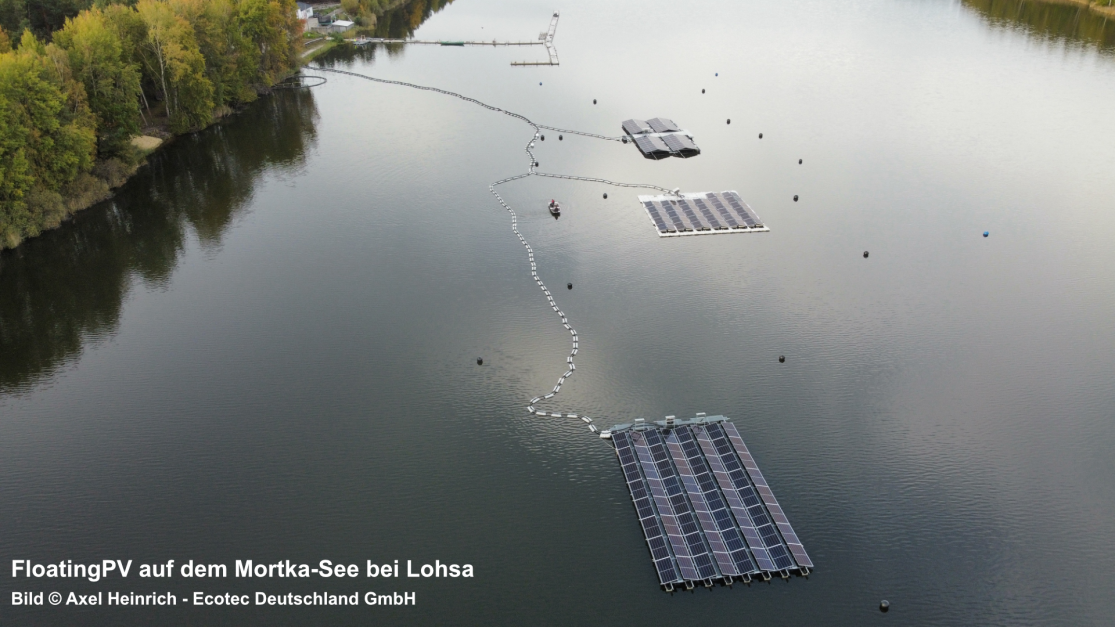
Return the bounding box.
[136,0,211,132]
[53,7,141,155]
[0,30,96,246]
[237,0,301,88]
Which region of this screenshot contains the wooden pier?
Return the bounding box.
[351,11,561,66]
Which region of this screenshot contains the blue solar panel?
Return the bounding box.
[665,427,759,577]
[721,422,813,569]
[632,430,719,581]
[701,424,796,571]
[613,432,684,586]
[611,417,810,587]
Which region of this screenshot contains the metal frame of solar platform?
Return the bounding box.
[638,192,769,238]
[604,414,811,591]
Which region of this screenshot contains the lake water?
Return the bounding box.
[2,0,1113,624]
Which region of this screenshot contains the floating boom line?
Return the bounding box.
[311,66,674,433]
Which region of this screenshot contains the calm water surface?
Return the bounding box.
[2,0,1114,624]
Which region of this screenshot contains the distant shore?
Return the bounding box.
[1037,0,1115,17]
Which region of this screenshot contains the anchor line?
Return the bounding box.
[312,66,675,430]
[536,125,626,142]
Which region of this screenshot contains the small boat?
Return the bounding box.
[548,199,561,216]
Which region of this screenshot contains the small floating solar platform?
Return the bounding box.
[604,415,812,590]
[639,192,769,237]
[622,118,700,159]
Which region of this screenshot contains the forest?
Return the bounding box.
[0,0,304,249]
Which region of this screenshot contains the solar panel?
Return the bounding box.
[621,119,652,136]
[701,424,796,571]
[633,135,671,159]
[647,117,680,133]
[674,199,709,231]
[722,192,763,227]
[631,431,703,581]
[610,416,811,588]
[641,429,720,581]
[692,426,779,571]
[721,422,814,569]
[705,193,740,227]
[642,201,670,232]
[691,198,725,229]
[613,432,683,585]
[666,427,759,577]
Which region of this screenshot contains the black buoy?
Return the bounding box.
[759,133,763,139]
[603,193,608,199]
[593,99,597,104]
[863,251,869,258]
[778,355,785,363]
[880,600,890,613]
[793,195,799,202]
[622,137,628,143]
[534,161,539,167]
[541,135,545,141]
[702,88,705,94]
[559,135,563,140]
[799,158,803,164]
[727,119,731,124]
[477,358,483,365]
[567,283,573,290]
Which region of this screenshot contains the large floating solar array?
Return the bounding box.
[604,415,812,590]
[622,118,700,159]
[638,192,769,237]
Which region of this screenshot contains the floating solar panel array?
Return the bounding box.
[605,415,812,590]
[622,118,700,159]
[638,191,769,237]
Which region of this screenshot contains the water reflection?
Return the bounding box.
[0,90,319,393]
[963,0,1115,51]
[319,0,458,64]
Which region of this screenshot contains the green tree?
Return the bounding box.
[136,0,211,132]
[0,30,96,247]
[53,7,141,155]
[237,0,301,88]
[0,0,27,39]
[0,25,11,51]
[171,0,256,107]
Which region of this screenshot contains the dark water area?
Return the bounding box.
[963,0,1115,51]
[2,0,1114,625]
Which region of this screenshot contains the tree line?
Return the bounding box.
[0,0,303,250]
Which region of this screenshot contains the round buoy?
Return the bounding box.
[727,119,731,124]
[793,195,799,202]
[863,251,869,258]
[799,159,803,164]
[702,88,705,94]
[477,358,484,365]
[759,133,763,139]
[880,600,890,613]
[541,135,545,141]
[622,137,628,143]
[778,355,785,363]
[559,135,563,140]
[539,82,542,86]
[567,283,573,290]
[715,72,719,76]
[593,99,597,104]
[603,193,608,199]
[983,231,989,237]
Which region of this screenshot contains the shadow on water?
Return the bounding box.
[962,0,1115,52]
[0,90,319,394]
[317,0,458,65]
